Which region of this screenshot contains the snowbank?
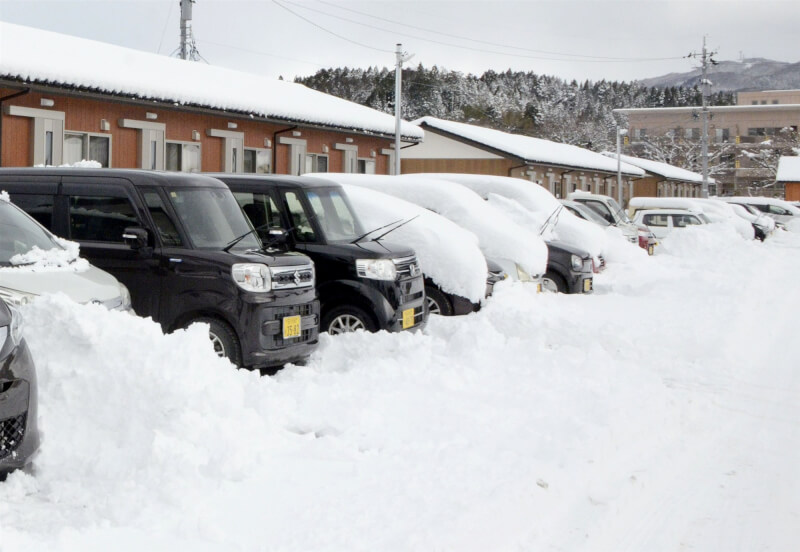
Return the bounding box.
[3,222,800,551]
[341,185,488,302]
[308,173,548,276]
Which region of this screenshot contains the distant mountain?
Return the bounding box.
[640,58,800,92]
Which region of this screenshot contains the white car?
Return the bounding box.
[628,196,755,240]
[632,208,712,239]
[0,193,131,309]
[724,196,800,227]
[567,191,640,244]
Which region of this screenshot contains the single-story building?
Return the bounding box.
[0,22,422,175]
[776,156,800,201]
[402,116,645,202]
[600,152,707,198]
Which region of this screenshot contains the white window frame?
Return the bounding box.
[381,148,396,175]
[356,158,376,174]
[279,137,308,176]
[305,153,329,174]
[243,147,273,174]
[3,105,65,166]
[207,129,244,172]
[165,140,202,172]
[335,143,359,173]
[119,118,165,170]
[64,131,113,167]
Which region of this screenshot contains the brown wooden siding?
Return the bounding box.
[1,86,394,173]
[633,177,659,198]
[402,158,516,176]
[786,182,800,202]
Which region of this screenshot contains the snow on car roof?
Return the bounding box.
[306,173,548,276]
[413,117,644,176]
[340,185,488,301]
[601,152,713,184]
[0,21,423,141]
[776,157,800,182]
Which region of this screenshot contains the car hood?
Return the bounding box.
[0,264,122,304]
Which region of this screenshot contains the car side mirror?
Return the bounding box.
[123,226,149,249]
[263,227,289,248]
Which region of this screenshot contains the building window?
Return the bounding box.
[64,132,111,167]
[243,148,272,174]
[761,100,767,105]
[685,128,700,140]
[357,159,375,174]
[752,101,758,105]
[305,153,328,174]
[633,128,647,140]
[714,128,730,143]
[773,100,779,104]
[166,141,201,172]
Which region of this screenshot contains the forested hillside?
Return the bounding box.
[296,65,735,152]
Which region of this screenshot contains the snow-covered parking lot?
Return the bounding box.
[2,225,800,551]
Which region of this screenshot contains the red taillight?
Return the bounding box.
[638,234,648,249]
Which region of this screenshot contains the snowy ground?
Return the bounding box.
[2,226,800,551]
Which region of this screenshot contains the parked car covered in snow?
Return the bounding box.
[341,184,500,316]
[632,209,712,239]
[307,173,548,284]
[568,191,640,245]
[1,169,319,370]
[1,191,131,309]
[0,297,39,480]
[216,174,428,333]
[628,197,755,240]
[724,196,800,228]
[727,203,776,241]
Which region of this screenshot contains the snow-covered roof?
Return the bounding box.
[0,22,423,141]
[412,116,645,177]
[776,157,800,182]
[601,152,712,184]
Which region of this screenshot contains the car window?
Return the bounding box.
[283,191,317,243]
[672,214,701,227]
[305,188,363,243]
[6,194,54,230]
[234,192,283,236]
[142,190,183,247]
[69,195,138,243]
[0,200,62,266]
[642,213,668,227]
[767,204,790,216]
[750,203,769,213]
[581,200,614,223]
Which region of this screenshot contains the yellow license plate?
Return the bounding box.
[537,283,543,293]
[283,315,302,339]
[583,278,593,292]
[402,308,415,329]
[648,245,655,256]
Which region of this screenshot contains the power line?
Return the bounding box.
[271,0,392,54]
[288,0,681,63]
[313,0,683,62]
[202,39,326,68]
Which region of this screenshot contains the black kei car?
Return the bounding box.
[0,298,39,480]
[543,241,595,294]
[214,174,427,334]
[0,169,319,370]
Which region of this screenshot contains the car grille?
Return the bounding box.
[271,265,315,290]
[0,413,26,460]
[263,301,319,348]
[394,255,422,279]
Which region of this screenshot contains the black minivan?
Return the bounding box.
[213,174,427,334]
[0,169,319,369]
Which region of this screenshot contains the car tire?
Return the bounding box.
[322,305,378,335]
[193,317,242,366]
[424,285,454,316]
[542,270,568,294]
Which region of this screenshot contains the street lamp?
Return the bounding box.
[616,127,628,206]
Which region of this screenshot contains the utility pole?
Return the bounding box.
[177,0,206,62]
[394,44,413,175]
[688,37,717,198]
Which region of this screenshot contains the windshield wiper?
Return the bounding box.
[370,215,419,242]
[223,223,271,253]
[539,205,563,236]
[351,218,404,244]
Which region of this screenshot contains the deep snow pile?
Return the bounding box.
[2,229,800,550]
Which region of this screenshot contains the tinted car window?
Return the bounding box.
[69,195,138,242]
[305,188,363,243]
[234,192,282,230]
[6,194,54,229]
[767,204,790,216]
[672,214,702,227]
[142,190,183,247]
[582,200,614,223]
[283,191,317,243]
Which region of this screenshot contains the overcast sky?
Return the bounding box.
[1,0,798,84]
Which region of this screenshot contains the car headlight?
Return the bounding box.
[1,304,24,352]
[356,259,397,281]
[0,286,37,306]
[570,254,584,271]
[232,263,272,292]
[515,264,533,282]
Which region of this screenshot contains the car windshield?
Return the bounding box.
[606,197,631,223]
[570,203,611,226]
[0,199,63,266]
[165,187,261,251]
[304,187,365,243]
